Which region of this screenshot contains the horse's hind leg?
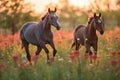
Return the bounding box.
[35,46,42,55]
[22,40,31,63]
[75,42,80,50]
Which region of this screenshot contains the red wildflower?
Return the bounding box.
[73,50,80,57]
[92,54,98,60]
[18,62,30,68]
[49,56,54,62]
[85,53,93,59]
[31,54,42,61]
[12,55,19,62]
[85,53,90,59]
[115,65,120,70]
[89,54,93,61]
[117,51,120,55]
[70,53,76,61]
[70,50,80,62]
[110,58,118,66]
[111,51,117,56]
[0,62,5,67]
[0,62,6,71]
[103,44,108,50]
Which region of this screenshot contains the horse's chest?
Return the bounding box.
[85,37,98,45]
[42,33,53,43]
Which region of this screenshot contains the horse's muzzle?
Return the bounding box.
[56,26,61,30]
[100,31,104,35]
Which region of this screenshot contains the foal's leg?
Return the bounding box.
[75,42,80,50]
[85,44,93,63]
[31,46,42,63]
[23,41,31,63]
[92,44,98,61]
[49,41,57,57]
[35,46,42,55]
[93,43,98,54]
[85,43,92,55]
[39,42,49,63]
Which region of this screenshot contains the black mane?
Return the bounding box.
[41,13,48,21]
[88,17,94,24]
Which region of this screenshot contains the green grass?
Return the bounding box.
[0,31,120,80]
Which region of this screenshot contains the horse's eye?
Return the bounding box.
[95,21,98,24]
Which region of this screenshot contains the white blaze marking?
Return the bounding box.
[53,14,56,17]
[77,38,80,41]
[85,38,88,41]
[98,19,101,23]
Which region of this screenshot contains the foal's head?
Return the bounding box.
[42,8,61,30]
[91,13,104,35]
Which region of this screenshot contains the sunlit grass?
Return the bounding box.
[0,28,120,80]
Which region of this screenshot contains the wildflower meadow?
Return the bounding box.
[0,27,120,80]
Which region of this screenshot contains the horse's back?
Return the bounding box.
[20,22,37,38]
[20,22,41,45]
[74,25,86,45]
[74,24,85,35]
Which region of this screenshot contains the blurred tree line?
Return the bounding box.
[0,0,39,35]
[46,0,120,30]
[0,0,120,35]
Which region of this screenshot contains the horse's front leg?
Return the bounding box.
[85,43,92,55]
[24,43,31,63]
[93,43,97,54]
[39,42,50,63]
[85,43,93,63]
[49,41,57,57]
[93,43,98,60]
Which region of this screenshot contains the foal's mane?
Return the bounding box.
[41,13,48,21]
[41,10,56,21]
[88,17,94,24]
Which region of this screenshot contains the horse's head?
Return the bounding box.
[46,8,61,30]
[93,13,104,35]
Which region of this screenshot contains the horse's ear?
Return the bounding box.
[48,8,51,13]
[99,13,101,17]
[94,13,96,17]
[54,7,57,12]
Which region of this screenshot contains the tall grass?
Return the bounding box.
[0,28,120,80]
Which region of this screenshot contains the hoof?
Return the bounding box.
[92,54,98,60]
[85,53,90,59]
[47,59,51,64]
[49,56,55,62]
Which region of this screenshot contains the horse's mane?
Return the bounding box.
[88,17,94,24]
[41,13,48,21]
[74,17,94,33]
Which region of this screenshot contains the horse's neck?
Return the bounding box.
[44,21,51,31]
[41,20,51,31]
[86,21,96,38]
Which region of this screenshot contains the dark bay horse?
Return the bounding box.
[71,13,104,56]
[20,8,61,63]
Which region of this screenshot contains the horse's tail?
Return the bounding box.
[71,41,75,49]
[20,23,29,50]
[20,41,24,49]
[20,31,25,50]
